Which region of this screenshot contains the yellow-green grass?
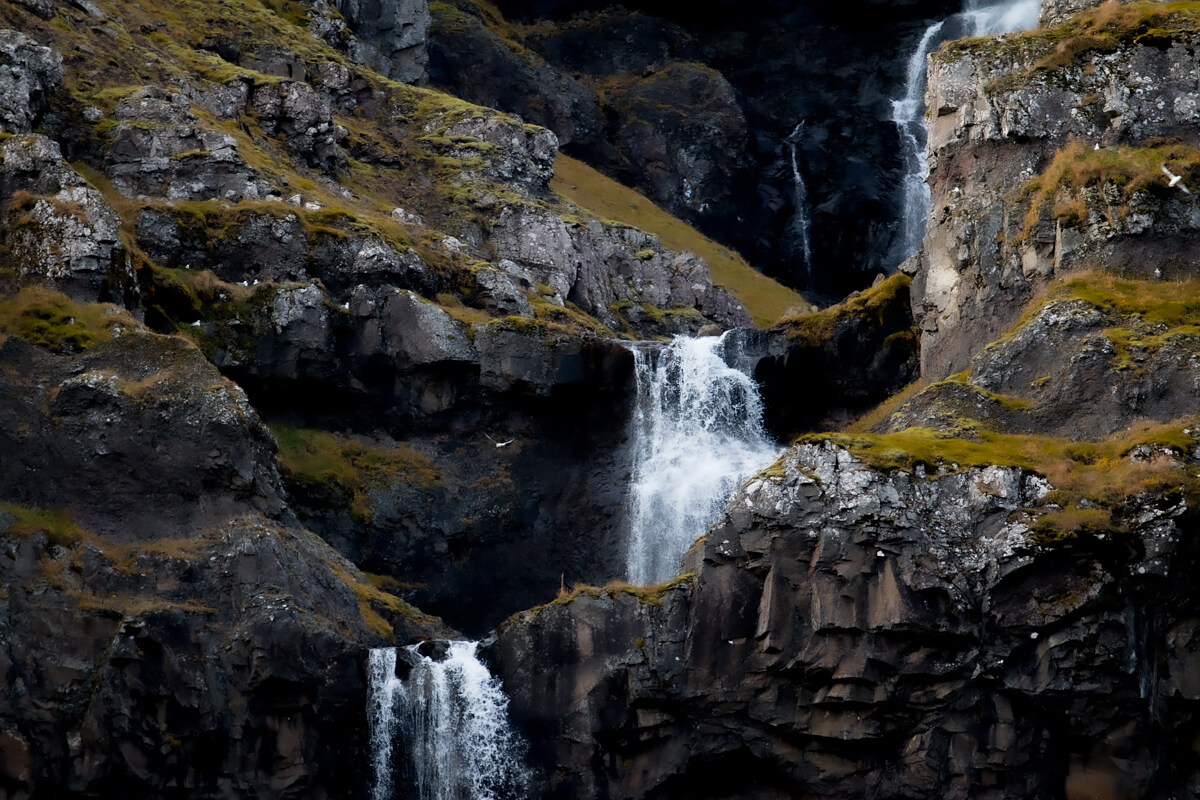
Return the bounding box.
[550,153,812,327]
[803,418,1194,539]
[269,425,439,523]
[773,273,910,345]
[1018,139,1200,238]
[0,287,137,353]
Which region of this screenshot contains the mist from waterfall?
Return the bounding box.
[890,0,1039,265]
[367,643,530,800]
[625,334,780,586]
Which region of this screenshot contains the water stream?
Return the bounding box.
[890,0,1040,265]
[786,121,814,279]
[625,334,780,585]
[367,642,529,800]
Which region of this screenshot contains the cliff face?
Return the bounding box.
[497,434,1200,798]
[0,0,806,792]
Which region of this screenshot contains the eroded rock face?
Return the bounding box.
[497,440,1200,799]
[0,332,285,539]
[490,206,751,333]
[107,87,272,201]
[0,29,60,134]
[0,135,133,303]
[884,295,1200,440]
[337,0,431,83]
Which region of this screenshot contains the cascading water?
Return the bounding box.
[786,121,814,278]
[890,0,1040,265]
[367,642,530,800]
[625,333,780,585]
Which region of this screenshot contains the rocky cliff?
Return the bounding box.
[0,0,803,793]
[7,0,1200,797]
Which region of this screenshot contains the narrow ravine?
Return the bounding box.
[624,334,780,585]
[367,643,530,800]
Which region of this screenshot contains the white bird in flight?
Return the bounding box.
[1162,165,1191,194]
[485,433,515,448]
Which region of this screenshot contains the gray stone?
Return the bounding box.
[0,30,61,134]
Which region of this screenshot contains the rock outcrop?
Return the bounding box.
[0,304,449,798]
[913,2,1200,378]
[497,433,1200,799]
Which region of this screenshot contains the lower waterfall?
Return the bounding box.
[625,333,780,585]
[367,642,530,800]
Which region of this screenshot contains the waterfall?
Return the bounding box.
[786,122,814,278]
[367,642,530,800]
[890,0,1039,265]
[625,334,780,585]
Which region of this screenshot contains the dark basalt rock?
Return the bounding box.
[0,324,450,799]
[429,0,964,295]
[495,440,1200,799]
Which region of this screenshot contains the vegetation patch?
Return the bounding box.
[0,288,136,354]
[774,273,910,346]
[1016,139,1200,240]
[270,424,440,523]
[550,154,811,326]
[0,502,86,549]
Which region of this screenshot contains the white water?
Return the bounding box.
[367,642,529,800]
[625,334,780,585]
[786,122,814,278]
[890,0,1040,265]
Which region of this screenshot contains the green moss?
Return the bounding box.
[0,288,135,354]
[776,273,910,347]
[1030,505,1124,546]
[504,573,696,629]
[270,425,439,524]
[0,503,86,548]
[550,154,811,326]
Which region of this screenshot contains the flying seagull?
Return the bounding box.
[1162,165,1191,194]
[485,433,515,448]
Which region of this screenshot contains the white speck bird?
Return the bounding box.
[485,433,515,448]
[1162,165,1191,194]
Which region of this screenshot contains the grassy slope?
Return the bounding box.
[551,154,812,327]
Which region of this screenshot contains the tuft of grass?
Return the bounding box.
[0,503,86,548]
[269,425,440,524]
[550,154,811,327]
[1016,139,1200,241]
[774,273,911,346]
[0,288,136,354]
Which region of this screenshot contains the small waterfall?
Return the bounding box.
[625,334,780,585]
[890,18,946,266]
[890,0,1039,265]
[367,642,530,800]
[786,122,814,278]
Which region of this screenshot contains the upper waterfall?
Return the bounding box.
[624,334,780,585]
[890,0,1039,266]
